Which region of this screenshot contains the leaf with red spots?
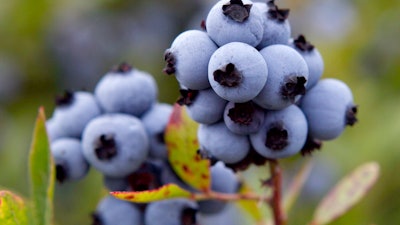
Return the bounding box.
[0,190,28,225]
[310,162,380,225]
[165,104,211,192]
[110,184,192,203]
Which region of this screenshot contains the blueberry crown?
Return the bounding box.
[267,0,290,22]
[177,89,199,106]
[111,62,133,73]
[55,90,74,106]
[222,0,252,23]
[294,35,315,52]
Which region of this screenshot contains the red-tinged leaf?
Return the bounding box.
[235,183,268,224]
[310,162,380,225]
[165,104,211,192]
[111,184,193,203]
[283,159,313,213]
[29,107,54,225]
[0,190,28,225]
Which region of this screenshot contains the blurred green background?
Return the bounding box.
[0,0,399,224]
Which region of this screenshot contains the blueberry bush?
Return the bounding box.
[2,0,399,224]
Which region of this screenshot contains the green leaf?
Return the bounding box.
[28,107,54,225]
[0,190,28,225]
[111,184,193,203]
[284,159,313,213]
[165,104,211,192]
[235,183,268,224]
[310,162,380,225]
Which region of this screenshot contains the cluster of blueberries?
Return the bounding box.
[164,0,358,170]
[45,0,358,225]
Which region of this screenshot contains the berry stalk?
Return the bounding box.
[269,160,287,225]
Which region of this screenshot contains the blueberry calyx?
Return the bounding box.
[213,63,243,87]
[345,104,358,126]
[91,212,103,225]
[197,148,218,165]
[55,163,68,183]
[55,90,74,106]
[265,122,289,151]
[200,20,207,31]
[294,35,314,52]
[163,50,176,75]
[281,75,307,101]
[226,147,267,172]
[300,136,322,156]
[267,0,290,22]
[177,89,199,106]
[156,131,165,144]
[228,101,255,125]
[222,0,252,23]
[111,62,133,73]
[181,207,197,225]
[95,134,118,160]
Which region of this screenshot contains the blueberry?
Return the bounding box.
[163,30,217,90]
[50,138,89,183]
[223,101,265,135]
[300,78,357,140]
[82,113,149,177]
[198,121,250,164]
[208,42,268,103]
[94,63,158,117]
[141,103,173,159]
[250,104,308,159]
[254,0,291,49]
[178,88,227,124]
[198,161,239,214]
[288,35,324,89]
[103,175,130,191]
[145,198,198,225]
[92,196,143,225]
[253,44,309,110]
[206,0,264,47]
[50,91,102,139]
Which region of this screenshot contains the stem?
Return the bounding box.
[269,160,287,225]
[193,191,271,203]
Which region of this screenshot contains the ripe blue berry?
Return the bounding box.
[92,196,143,225]
[208,42,268,103]
[141,103,173,160]
[198,121,250,164]
[198,161,239,214]
[300,78,357,140]
[103,175,130,191]
[145,198,198,225]
[50,91,102,139]
[50,138,89,183]
[254,44,309,110]
[94,63,157,117]
[163,30,217,90]
[178,88,227,124]
[254,0,291,49]
[206,0,264,47]
[250,105,308,159]
[223,101,265,135]
[82,113,149,177]
[289,35,324,89]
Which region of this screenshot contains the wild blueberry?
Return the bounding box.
[206,0,264,47]
[81,113,149,178]
[289,35,324,89]
[253,44,309,110]
[198,121,250,164]
[198,161,240,214]
[223,101,265,135]
[208,42,268,103]
[141,103,173,160]
[250,104,308,159]
[92,196,143,225]
[163,30,217,90]
[254,0,291,49]
[50,138,89,183]
[51,91,102,139]
[300,78,357,140]
[145,198,198,225]
[179,88,227,124]
[103,175,130,191]
[94,63,157,117]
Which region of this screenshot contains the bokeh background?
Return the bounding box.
[1,0,399,224]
